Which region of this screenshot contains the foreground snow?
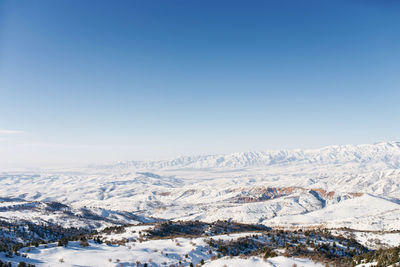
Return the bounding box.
[1,228,251,266]
[1,231,326,267]
[333,230,400,249]
[204,256,324,267]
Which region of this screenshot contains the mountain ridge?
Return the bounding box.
[92,141,400,170]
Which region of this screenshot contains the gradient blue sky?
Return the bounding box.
[0,0,399,167]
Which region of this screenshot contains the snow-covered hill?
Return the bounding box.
[1,142,400,231]
[0,226,329,267]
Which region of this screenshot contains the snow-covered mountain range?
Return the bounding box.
[1,142,400,231]
[98,141,400,170]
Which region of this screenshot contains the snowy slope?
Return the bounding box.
[266,194,400,230]
[0,227,342,267]
[204,257,324,267]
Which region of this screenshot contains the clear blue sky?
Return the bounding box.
[0,0,399,167]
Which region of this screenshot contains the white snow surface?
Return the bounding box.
[0,228,324,267]
[204,256,324,267]
[332,230,400,249]
[1,142,400,231]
